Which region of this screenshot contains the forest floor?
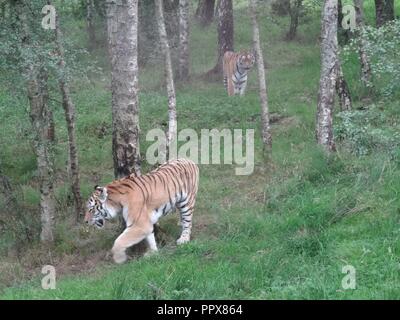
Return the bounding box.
[0,1,400,299]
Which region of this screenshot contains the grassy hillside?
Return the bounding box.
[0,0,399,299]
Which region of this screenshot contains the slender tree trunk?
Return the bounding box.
[375,0,395,27]
[249,0,272,150]
[106,0,141,178]
[155,0,177,157]
[28,69,56,242]
[178,0,190,81]
[17,1,55,243]
[286,0,303,40]
[336,61,352,111]
[195,0,215,27]
[316,0,338,152]
[354,0,372,86]
[54,7,83,220]
[208,0,234,75]
[86,0,96,50]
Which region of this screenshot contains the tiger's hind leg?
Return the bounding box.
[176,196,195,245]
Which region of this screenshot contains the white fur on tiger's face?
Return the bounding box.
[223,50,255,96]
[85,186,116,229]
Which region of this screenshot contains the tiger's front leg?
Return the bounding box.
[112,222,153,264]
[239,80,248,96]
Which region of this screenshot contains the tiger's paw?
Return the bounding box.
[144,249,158,258]
[112,249,127,264]
[176,235,190,245]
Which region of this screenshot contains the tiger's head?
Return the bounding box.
[84,185,111,229]
[238,50,255,71]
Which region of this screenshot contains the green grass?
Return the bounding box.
[1,1,400,299]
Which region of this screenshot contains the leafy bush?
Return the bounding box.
[344,20,400,97]
[335,105,400,157]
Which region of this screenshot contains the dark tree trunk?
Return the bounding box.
[195,0,215,27]
[354,0,372,86]
[337,0,350,44]
[286,0,303,41]
[336,61,352,111]
[316,0,338,152]
[208,0,234,75]
[54,6,83,220]
[86,0,96,50]
[375,0,395,27]
[106,0,141,178]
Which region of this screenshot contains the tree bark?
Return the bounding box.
[178,0,190,81]
[28,69,56,242]
[316,0,338,152]
[155,0,177,157]
[86,0,96,50]
[17,1,55,243]
[286,0,303,41]
[337,0,350,44]
[249,0,272,150]
[208,0,234,75]
[354,0,372,86]
[375,0,395,27]
[336,61,352,111]
[106,0,141,178]
[53,6,83,220]
[195,0,215,27]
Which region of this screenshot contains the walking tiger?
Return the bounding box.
[84,158,199,264]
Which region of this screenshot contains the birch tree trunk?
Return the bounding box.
[316,0,338,152]
[249,0,272,150]
[375,0,395,27]
[208,0,234,75]
[178,0,190,81]
[86,0,96,50]
[54,7,83,220]
[17,1,55,243]
[354,0,372,86]
[106,0,141,178]
[155,0,177,157]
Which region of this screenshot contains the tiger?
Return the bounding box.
[84,158,199,264]
[223,50,255,97]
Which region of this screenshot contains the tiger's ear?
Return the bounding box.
[94,186,108,203]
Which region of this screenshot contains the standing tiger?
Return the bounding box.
[84,158,199,264]
[223,50,255,96]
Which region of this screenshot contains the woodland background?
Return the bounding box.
[0,0,399,299]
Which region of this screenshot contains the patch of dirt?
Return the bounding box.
[247,113,298,127]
